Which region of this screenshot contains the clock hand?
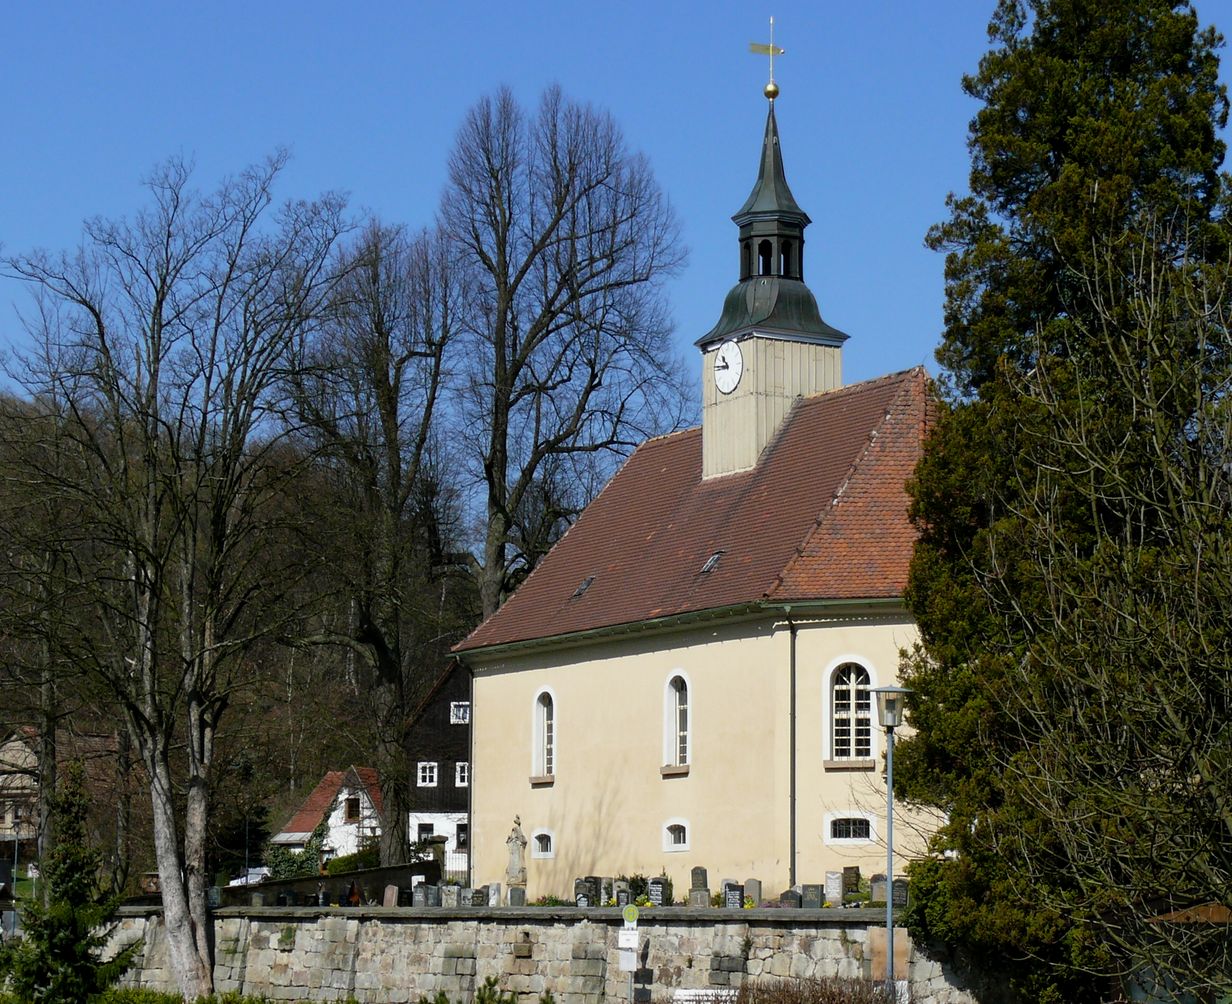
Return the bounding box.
[717,360,729,370]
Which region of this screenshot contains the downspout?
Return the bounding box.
[464,660,475,889]
[785,607,798,888]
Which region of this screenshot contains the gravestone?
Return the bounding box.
[801,884,823,909]
[488,882,502,907]
[0,862,10,886]
[508,886,527,906]
[842,867,861,896]
[616,888,631,907]
[398,888,415,907]
[383,884,400,908]
[870,874,888,904]
[587,875,602,903]
[724,883,745,909]
[744,878,762,906]
[276,893,287,906]
[473,886,489,907]
[648,877,665,906]
[614,878,630,901]
[425,884,442,907]
[441,885,459,908]
[412,884,428,907]
[250,892,264,907]
[574,877,593,908]
[688,866,709,907]
[779,888,802,908]
[892,878,909,907]
[825,871,843,906]
[691,866,708,891]
[601,877,614,903]
[460,887,474,906]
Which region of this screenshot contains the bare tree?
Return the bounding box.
[5,155,346,998]
[285,220,472,864]
[442,86,689,617]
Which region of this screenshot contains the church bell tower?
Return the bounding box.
[698,72,848,479]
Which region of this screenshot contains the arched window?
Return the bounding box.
[741,241,752,279]
[663,818,690,852]
[663,672,691,772]
[531,829,555,859]
[758,239,773,276]
[533,690,555,779]
[779,239,794,278]
[832,663,872,760]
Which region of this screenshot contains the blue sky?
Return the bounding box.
[2,1,1229,391]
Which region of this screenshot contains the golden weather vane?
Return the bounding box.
[749,16,785,100]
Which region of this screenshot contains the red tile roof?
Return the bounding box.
[276,766,383,837]
[455,367,930,653]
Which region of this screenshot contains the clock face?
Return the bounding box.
[714,340,743,394]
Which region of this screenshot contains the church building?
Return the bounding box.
[454,81,935,901]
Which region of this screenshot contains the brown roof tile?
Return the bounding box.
[277,765,383,836]
[455,367,930,653]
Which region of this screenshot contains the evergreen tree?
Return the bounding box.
[898,1,1232,999]
[1,763,137,1003]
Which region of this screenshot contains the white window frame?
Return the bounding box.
[662,817,691,853]
[450,701,471,725]
[531,828,555,859]
[455,761,469,787]
[823,810,877,846]
[532,687,557,779]
[662,670,692,769]
[823,656,879,762]
[417,761,438,787]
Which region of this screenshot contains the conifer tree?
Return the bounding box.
[898,1,1231,998]
[1,763,137,1003]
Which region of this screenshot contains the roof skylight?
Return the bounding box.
[700,550,725,574]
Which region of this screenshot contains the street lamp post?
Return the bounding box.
[872,685,911,1001]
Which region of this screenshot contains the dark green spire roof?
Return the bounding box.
[699,100,847,348]
[733,103,809,225]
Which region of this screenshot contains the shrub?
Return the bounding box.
[735,977,895,1004]
[325,844,380,875]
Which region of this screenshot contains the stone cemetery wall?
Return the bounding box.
[109,905,981,1004]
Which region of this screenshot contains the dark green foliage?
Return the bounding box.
[263,821,328,881]
[900,0,1232,999]
[324,844,380,876]
[0,763,138,1004]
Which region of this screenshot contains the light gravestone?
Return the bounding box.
[441,885,459,908]
[870,874,888,904]
[383,884,399,908]
[744,878,762,906]
[825,871,843,907]
[460,888,474,906]
[425,884,442,907]
[412,885,428,907]
[488,883,502,907]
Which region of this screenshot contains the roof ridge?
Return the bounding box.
[765,371,923,600]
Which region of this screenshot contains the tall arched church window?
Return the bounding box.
[533,690,555,778]
[832,663,871,759]
[669,676,689,767]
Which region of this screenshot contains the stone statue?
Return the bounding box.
[506,814,527,887]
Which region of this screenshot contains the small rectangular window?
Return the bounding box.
[456,762,470,787]
[450,701,471,725]
[417,823,434,842]
[831,817,871,840]
[344,796,361,822]
[417,761,438,787]
[456,823,469,850]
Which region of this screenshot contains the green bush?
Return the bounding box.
[325,844,380,875]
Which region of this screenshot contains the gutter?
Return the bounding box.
[455,596,907,665]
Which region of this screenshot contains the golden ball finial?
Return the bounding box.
[764,80,780,101]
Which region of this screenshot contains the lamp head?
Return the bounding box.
[872,686,912,729]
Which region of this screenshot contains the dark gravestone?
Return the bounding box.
[425,884,442,907]
[412,884,428,907]
[508,886,526,907]
[473,886,489,907]
[801,884,823,909]
[648,878,665,906]
[616,888,631,907]
[691,866,708,891]
[724,884,745,909]
[779,888,802,908]
[398,888,414,907]
[0,862,11,886]
[842,867,861,896]
[575,892,591,908]
[574,878,594,903]
[892,878,909,907]
[276,893,288,906]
